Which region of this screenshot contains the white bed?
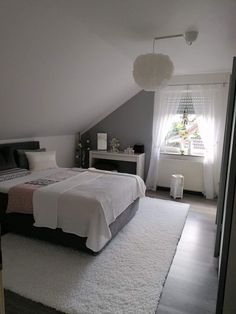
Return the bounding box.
[1,168,146,252]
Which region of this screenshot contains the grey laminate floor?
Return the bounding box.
[149,190,218,314]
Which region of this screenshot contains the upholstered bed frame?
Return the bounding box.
[0,141,40,167]
[0,141,40,223]
[0,141,139,254]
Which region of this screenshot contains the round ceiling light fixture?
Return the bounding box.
[133,30,198,91]
[133,53,174,91]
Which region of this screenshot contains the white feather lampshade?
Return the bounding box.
[133,53,174,91]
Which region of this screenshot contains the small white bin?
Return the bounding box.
[170,174,184,199]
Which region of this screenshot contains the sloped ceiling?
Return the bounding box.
[0,0,235,139]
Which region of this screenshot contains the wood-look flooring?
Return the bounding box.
[4,191,218,314]
[149,190,218,314]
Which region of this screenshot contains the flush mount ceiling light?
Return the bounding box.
[133,30,198,91]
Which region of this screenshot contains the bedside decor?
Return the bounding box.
[97,133,107,150]
[124,146,134,154]
[110,138,120,152]
[78,138,90,168]
[75,133,82,167]
[133,144,145,154]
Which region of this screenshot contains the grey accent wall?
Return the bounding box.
[82,91,154,179]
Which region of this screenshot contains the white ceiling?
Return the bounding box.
[70,0,236,74]
[0,0,235,139]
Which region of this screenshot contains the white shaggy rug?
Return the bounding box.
[2,197,189,314]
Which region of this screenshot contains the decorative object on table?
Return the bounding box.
[75,132,82,167]
[110,138,120,152]
[124,146,134,154]
[133,144,145,154]
[78,138,90,168]
[97,133,107,151]
[133,30,198,91]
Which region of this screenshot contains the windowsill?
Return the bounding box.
[160,153,204,162]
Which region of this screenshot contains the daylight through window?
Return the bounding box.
[161,95,205,156]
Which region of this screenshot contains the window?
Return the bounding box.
[161,95,205,156]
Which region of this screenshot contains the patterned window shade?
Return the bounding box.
[167,95,209,114]
[177,96,195,114]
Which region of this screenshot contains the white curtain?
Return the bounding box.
[213,84,228,195]
[191,84,228,199]
[146,83,228,198]
[146,86,185,190]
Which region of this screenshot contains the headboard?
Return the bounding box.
[0,141,40,168]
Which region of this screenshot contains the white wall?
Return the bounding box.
[0,1,138,140]
[36,135,76,167]
[158,156,204,192]
[0,135,76,168]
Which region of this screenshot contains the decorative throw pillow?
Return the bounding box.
[16,148,46,169]
[0,147,17,171]
[25,151,58,171]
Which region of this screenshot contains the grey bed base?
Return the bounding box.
[2,198,139,255]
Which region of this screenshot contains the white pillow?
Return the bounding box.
[25,151,58,171]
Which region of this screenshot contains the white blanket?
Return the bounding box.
[33,169,146,252]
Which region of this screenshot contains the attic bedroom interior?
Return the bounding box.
[0,1,236,314]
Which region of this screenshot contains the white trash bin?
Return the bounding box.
[170,174,184,199]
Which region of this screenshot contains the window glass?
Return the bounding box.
[161,112,205,156]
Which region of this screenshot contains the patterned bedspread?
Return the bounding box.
[0,168,30,182]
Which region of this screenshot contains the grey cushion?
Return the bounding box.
[16,148,46,169]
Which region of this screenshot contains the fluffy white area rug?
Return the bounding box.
[2,197,189,314]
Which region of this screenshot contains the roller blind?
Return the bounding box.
[167,95,209,114]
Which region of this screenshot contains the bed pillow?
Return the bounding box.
[16,148,46,169]
[0,147,17,171]
[25,151,58,171]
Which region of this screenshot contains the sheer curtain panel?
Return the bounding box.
[191,84,227,199]
[146,86,185,190]
[146,84,227,198]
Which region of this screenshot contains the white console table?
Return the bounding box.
[89,150,145,179]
